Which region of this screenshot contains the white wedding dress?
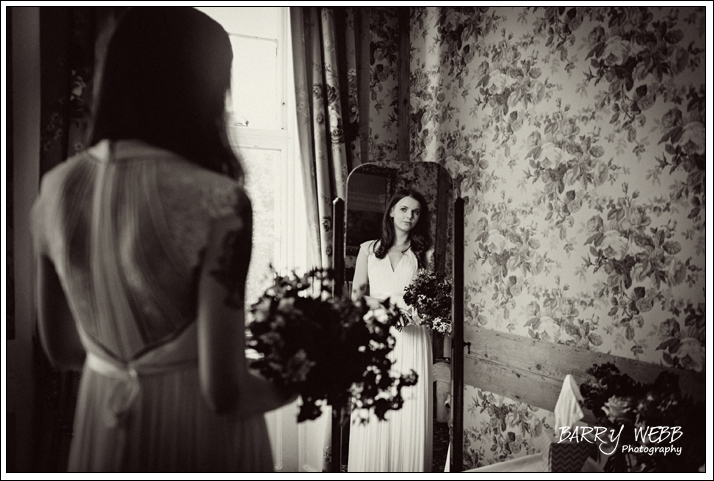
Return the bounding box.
[31,140,274,471]
[347,241,433,472]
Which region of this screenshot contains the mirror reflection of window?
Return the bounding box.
[346,173,389,249]
[349,172,388,211]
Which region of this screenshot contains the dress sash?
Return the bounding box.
[78,323,199,428]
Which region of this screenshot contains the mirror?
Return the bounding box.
[339,160,455,472]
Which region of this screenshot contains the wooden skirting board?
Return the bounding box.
[464,326,706,424]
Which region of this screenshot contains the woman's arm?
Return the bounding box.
[351,242,369,301]
[36,255,86,371]
[32,187,85,371]
[352,243,385,309]
[197,194,294,415]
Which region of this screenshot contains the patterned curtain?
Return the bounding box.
[32,6,126,472]
[290,7,367,471]
[290,7,364,271]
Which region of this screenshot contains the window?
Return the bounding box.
[197,8,325,472]
[197,7,310,307]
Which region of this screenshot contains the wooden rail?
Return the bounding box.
[464,326,706,424]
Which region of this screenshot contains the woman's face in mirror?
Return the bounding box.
[389,196,421,234]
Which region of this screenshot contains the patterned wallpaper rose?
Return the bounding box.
[367,7,401,164]
[367,6,706,470]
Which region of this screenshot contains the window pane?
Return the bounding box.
[229,36,279,130]
[196,7,281,39]
[236,146,280,306]
[197,6,282,130]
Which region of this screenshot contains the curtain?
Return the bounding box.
[290,7,365,271]
[290,6,367,471]
[32,7,125,471]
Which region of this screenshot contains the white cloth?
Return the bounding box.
[348,241,433,472]
[554,374,585,434]
[533,374,588,471]
[32,140,274,472]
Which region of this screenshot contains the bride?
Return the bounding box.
[31,8,294,471]
[347,188,434,472]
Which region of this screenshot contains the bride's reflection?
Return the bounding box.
[348,187,432,472]
[341,162,454,472]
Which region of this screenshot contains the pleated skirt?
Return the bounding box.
[67,365,274,472]
[347,325,433,472]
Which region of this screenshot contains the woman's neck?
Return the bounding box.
[393,232,410,249]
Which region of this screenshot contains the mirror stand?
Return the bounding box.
[331,198,346,472]
[450,196,464,472]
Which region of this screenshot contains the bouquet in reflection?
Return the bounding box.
[247,268,418,423]
[403,268,452,334]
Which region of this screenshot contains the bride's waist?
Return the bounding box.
[79,323,199,377]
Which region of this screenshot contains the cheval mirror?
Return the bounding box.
[331,161,465,472]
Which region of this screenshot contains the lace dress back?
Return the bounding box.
[31,140,274,471]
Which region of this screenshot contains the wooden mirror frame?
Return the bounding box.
[331,168,466,473]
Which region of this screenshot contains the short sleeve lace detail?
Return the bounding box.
[156,162,246,270]
[197,181,240,219]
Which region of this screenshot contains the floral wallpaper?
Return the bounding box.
[397,6,707,470]
[367,7,401,164]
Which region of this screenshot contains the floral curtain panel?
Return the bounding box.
[291,7,363,271]
[290,7,366,471]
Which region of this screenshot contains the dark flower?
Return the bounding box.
[602,395,635,425]
[326,85,339,105]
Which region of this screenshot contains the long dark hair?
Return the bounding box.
[373,188,431,266]
[89,7,243,180]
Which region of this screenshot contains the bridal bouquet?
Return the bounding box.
[246,268,419,423]
[403,268,452,334]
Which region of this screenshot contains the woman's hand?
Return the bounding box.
[234,369,298,418]
[363,295,383,310]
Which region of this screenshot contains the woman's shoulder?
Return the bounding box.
[39,149,95,188]
[155,157,248,220]
[32,150,98,254]
[34,149,98,217]
[360,240,380,255]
